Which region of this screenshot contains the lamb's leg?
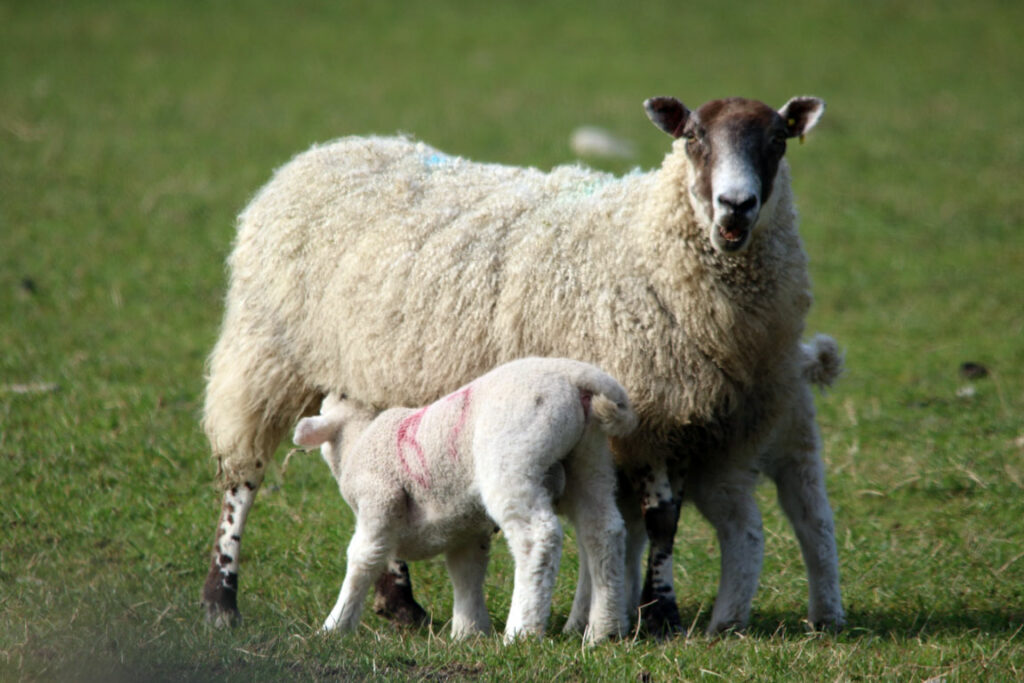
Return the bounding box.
[372,560,429,626]
[567,469,646,636]
[445,535,492,638]
[762,408,845,630]
[691,465,763,634]
[501,506,563,643]
[561,435,628,643]
[323,523,391,633]
[564,540,592,634]
[638,459,683,637]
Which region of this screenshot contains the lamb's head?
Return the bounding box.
[293,395,375,481]
[645,95,824,254]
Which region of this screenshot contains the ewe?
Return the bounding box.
[201,94,844,635]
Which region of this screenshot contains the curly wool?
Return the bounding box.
[204,135,811,484]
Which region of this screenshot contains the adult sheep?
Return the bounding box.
[201,94,845,636]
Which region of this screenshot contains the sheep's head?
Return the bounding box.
[293,396,374,481]
[645,95,824,254]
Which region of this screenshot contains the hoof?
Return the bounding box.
[205,601,241,628]
[203,564,241,628]
[639,597,682,639]
[373,562,429,627]
[809,613,846,633]
[706,619,746,636]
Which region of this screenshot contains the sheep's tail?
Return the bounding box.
[801,334,844,390]
[574,369,639,438]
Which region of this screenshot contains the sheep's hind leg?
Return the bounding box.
[323,523,391,633]
[203,481,260,627]
[561,434,628,643]
[200,330,314,627]
[372,560,430,626]
[445,535,492,638]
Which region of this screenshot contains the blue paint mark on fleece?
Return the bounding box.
[423,152,452,169]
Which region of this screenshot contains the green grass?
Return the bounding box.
[2,0,1023,680]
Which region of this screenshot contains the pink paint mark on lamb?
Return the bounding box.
[396,406,430,489]
[443,386,473,460]
[579,390,593,420]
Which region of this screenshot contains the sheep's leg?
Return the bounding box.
[566,469,646,635]
[770,456,844,630]
[621,476,648,628]
[691,466,763,634]
[501,506,563,643]
[372,560,429,626]
[638,459,683,637]
[562,436,628,643]
[200,329,315,626]
[445,535,492,638]
[564,540,591,634]
[763,407,845,630]
[202,481,259,627]
[323,522,391,633]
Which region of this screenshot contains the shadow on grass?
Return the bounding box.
[722,607,1024,640]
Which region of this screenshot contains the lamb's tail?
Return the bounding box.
[574,368,638,438]
[801,334,844,390]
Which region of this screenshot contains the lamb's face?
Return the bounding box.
[645,95,824,254]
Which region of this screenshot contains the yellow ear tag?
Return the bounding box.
[788,117,805,143]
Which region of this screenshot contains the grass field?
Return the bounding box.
[2,1,1023,680]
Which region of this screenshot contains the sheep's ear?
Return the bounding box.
[293,416,338,448]
[779,96,825,139]
[644,96,691,138]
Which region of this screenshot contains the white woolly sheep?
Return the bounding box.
[292,357,635,643]
[201,94,845,636]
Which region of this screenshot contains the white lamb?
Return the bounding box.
[201,94,845,636]
[291,357,635,643]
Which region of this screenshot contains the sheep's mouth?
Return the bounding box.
[716,223,750,251]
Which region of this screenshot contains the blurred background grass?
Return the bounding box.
[2,0,1022,679]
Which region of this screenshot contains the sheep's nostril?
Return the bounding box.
[718,194,758,214]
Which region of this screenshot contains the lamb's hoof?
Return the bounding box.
[639,598,682,639]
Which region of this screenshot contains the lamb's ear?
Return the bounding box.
[644,96,691,138]
[779,96,825,139]
[293,416,339,448]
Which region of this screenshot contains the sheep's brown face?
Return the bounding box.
[645,95,824,254]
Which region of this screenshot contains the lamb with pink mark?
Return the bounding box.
[292,357,636,644]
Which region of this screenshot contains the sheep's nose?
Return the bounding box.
[717,194,758,214]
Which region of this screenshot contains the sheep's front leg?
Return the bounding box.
[372,560,429,626]
[203,481,259,627]
[691,466,763,634]
[323,523,390,633]
[639,460,683,637]
[445,535,492,638]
